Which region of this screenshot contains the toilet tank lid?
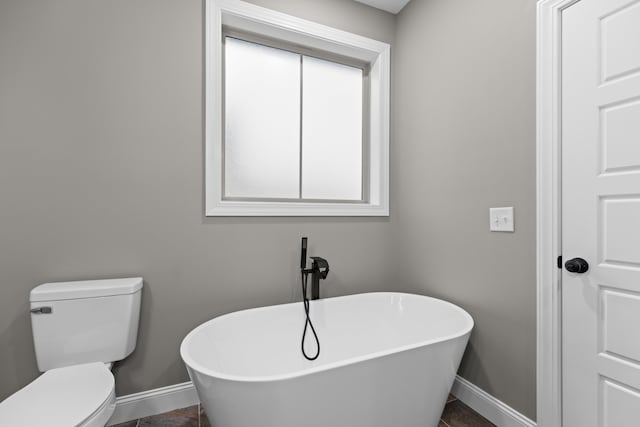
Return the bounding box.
[30,277,143,302]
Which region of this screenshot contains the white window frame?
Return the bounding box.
[205,0,390,216]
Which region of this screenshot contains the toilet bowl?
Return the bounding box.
[0,278,142,427]
[0,363,115,427]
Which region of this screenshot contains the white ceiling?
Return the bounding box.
[354,0,411,14]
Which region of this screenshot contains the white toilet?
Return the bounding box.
[0,277,143,427]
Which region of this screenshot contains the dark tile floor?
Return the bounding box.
[113,395,494,427]
[439,395,495,427]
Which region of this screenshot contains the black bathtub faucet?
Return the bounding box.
[308,257,329,300]
[300,238,330,300]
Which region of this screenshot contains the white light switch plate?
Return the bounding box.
[489,207,515,232]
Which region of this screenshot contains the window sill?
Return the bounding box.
[206,200,389,217]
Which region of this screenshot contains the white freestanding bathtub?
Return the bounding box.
[180,292,473,427]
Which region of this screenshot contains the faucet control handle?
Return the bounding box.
[310,257,330,279]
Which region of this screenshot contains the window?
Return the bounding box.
[224,35,366,202]
[206,0,390,216]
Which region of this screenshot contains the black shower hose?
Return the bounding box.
[301,271,320,361]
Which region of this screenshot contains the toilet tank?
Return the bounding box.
[29,277,143,372]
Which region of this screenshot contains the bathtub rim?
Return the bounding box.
[180,291,473,383]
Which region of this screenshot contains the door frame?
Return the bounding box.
[536,0,583,425]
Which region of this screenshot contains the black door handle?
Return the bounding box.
[565,258,589,274]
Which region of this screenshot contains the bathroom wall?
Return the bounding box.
[0,0,396,400]
[392,0,537,419]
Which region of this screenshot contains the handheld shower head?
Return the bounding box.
[300,237,308,270]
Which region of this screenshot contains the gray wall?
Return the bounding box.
[0,0,395,400]
[392,0,537,419]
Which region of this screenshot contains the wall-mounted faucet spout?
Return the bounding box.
[309,256,329,300]
[300,237,330,300]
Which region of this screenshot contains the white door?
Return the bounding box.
[562,0,640,425]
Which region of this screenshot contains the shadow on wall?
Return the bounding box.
[0,306,38,394]
[457,341,492,393]
[112,280,154,395]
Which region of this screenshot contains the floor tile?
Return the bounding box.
[199,405,212,427]
[441,400,496,427]
[111,421,139,427]
[113,398,494,427]
[138,405,200,426]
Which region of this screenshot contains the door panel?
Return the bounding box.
[601,379,640,427]
[601,198,640,265]
[601,289,640,363]
[601,99,640,174]
[600,0,640,83]
[562,0,640,425]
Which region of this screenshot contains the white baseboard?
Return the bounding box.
[452,375,536,427]
[107,376,536,427]
[107,382,199,426]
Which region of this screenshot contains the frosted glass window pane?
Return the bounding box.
[224,37,300,199]
[302,56,363,200]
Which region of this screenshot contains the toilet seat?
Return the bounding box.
[0,362,116,427]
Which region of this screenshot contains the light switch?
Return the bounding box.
[489,207,515,232]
